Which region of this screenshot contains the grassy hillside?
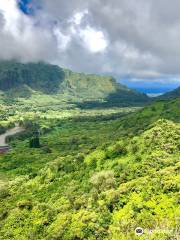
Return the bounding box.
[119,98,180,135]
[0,61,150,107]
[0,97,179,239]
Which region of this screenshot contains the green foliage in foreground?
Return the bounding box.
[0,98,180,240]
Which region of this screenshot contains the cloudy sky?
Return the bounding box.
[0,0,180,93]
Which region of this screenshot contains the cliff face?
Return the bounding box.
[0,61,64,93]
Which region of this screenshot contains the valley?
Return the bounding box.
[0,62,179,240]
[0,1,180,239]
[0,93,179,239]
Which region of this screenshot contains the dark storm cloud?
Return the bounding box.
[0,0,180,83]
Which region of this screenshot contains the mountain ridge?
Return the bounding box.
[0,61,150,107]
[157,86,180,100]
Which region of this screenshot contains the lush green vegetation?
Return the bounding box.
[0,97,179,239]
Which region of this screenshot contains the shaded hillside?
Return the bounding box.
[0,61,150,106]
[0,61,64,94]
[74,89,149,108]
[157,86,180,100]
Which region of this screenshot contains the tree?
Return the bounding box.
[29,129,40,148]
[90,170,115,193]
[29,136,40,148]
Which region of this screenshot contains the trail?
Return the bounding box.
[0,125,24,146]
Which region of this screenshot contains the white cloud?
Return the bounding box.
[130,77,180,84]
[80,26,108,53]
[0,0,180,85]
[0,0,23,36]
[0,0,58,61]
[71,10,88,25]
[53,28,71,51]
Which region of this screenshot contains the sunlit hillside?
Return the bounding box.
[0,98,179,240]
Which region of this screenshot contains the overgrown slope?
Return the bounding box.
[0,98,179,240]
[119,97,180,135]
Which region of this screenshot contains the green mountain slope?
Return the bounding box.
[0,97,179,239]
[119,97,180,135]
[0,61,64,93]
[0,61,150,106]
[157,86,180,100]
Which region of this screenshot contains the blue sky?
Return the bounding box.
[17,0,33,15]
[120,79,180,94]
[0,0,180,94]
